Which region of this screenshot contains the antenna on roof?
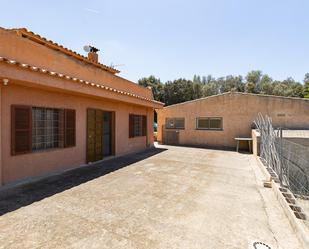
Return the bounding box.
[110,63,125,69]
[83,45,100,53]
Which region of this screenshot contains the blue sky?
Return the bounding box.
[2,0,309,83]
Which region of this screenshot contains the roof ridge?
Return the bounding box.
[163,91,309,109]
[8,27,120,75]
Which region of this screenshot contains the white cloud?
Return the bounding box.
[84,8,100,14]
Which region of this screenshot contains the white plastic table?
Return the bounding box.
[234,137,253,152]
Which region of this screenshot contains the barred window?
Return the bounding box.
[196,117,223,130]
[11,105,76,155]
[32,108,64,151]
[166,118,185,129]
[133,115,142,137]
[129,114,147,138]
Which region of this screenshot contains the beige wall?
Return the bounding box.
[157,93,309,149]
[1,84,153,185]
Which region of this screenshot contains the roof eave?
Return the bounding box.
[0,56,163,108]
[12,28,120,75]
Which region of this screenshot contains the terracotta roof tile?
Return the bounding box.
[9,28,120,74]
[0,56,164,107]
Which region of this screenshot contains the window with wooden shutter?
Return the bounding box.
[64,109,76,147]
[11,106,76,155]
[11,105,32,155]
[129,114,146,138]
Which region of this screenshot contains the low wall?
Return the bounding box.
[254,156,309,248]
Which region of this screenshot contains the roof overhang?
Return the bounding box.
[0,56,164,109]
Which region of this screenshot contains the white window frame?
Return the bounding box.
[196,117,223,130]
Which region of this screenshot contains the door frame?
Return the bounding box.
[86,108,115,163]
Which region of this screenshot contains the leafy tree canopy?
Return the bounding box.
[138,71,308,106]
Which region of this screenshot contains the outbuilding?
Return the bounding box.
[157,92,309,149]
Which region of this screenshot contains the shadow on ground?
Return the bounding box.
[0,148,167,216]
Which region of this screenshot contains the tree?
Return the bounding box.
[282,77,303,97]
[221,75,244,92]
[193,82,203,99]
[138,71,307,108]
[290,83,304,98]
[272,80,286,96]
[164,79,195,105]
[245,70,262,93]
[259,74,273,95]
[193,75,201,84]
[303,73,309,98]
[138,75,164,102]
[202,82,219,96]
[245,82,256,93]
[201,76,207,84]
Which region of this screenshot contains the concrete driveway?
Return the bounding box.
[0,144,304,249]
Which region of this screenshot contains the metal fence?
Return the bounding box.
[254,113,309,197]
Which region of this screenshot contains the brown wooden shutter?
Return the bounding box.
[58,109,65,148]
[142,115,147,136]
[64,109,76,147]
[111,111,116,155]
[129,114,134,138]
[11,105,32,155]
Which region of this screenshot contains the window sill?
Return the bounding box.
[12,146,76,156]
[165,128,185,130]
[196,128,223,131]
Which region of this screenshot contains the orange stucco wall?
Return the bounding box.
[0,28,152,100]
[157,92,309,149]
[1,84,154,185]
[0,28,161,186]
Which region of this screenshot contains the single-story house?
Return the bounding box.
[156,92,309,149]
[0,27,163,186]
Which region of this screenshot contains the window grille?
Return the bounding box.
[129,114,147,138]
[133,115,142,137]
[32,107,63,151]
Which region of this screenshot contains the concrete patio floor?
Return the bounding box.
[0,144,304,249]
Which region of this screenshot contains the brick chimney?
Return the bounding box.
[87,46,100,63]
[88,52,98,63]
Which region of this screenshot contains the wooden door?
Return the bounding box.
[87,108,103,163]
[163,129,179,145]
[103,112,112,156]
